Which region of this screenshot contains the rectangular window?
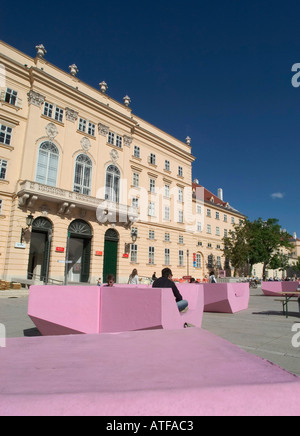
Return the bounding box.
[107,130,122,146]
[108,131,115,144]
[178,188,183,203]
[164,248,170,265]
[164,184,170,198]
[132,172,139,187]
[197,205,201,214]
[149,153,156,165]
[196,253,201,268]
[164,232,170,242]
[44,102,64,122]
[178,166,183,177]
[5,88,17,105]
[208,255,213,268]
[43,102,53,118]
[55,107,64,123]
[178,235,184,244]
[217,256,222,268]
[130,244,138,263]
[224,229,228,237]
[197,221,202,232]
[178,210,183,223]
[148,246,155,264]
[207,209,211,217]
[149,178,155,193]
[149,230,155,239]
[148,201,155,216]
[132,197,139,208]
[165,160,170,171]
[133,145,140,158]
[0,159,7,179]
[0,125,12,146]
[164,206,170,221]
[216,211,220,220]
[179,250,184,266]
[115,135,122,148]
[216,226,220,236]
[88,122,95,136]
[79,118,95,136]
[224,214,227,222]
[207,224,211,234]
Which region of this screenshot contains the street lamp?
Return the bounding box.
[131,228,138,242]
[20,214,34,243]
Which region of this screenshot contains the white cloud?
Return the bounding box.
[271,192,285,199]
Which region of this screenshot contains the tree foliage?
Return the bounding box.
[223,218,292,277]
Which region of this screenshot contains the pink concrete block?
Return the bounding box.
[1,328,300,416]
[28,285,204,335]
[201,283,250,313]
[28,286,101,335]
[261,281,299,296]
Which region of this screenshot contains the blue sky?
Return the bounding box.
[2,0,300,237]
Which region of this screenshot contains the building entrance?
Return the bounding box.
[66,220,92,283]
[27,217,52,282]
[102,228,119,283]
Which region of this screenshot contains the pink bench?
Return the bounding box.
[201,283,250,313]
[261,281,299,296]
[28,284,204,335]
[2,328,300,416]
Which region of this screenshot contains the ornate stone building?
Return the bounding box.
[0,40,245,284]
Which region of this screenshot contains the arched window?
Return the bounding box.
[105,165,120,202]
[35,141,59,186]
[73,154,92,195]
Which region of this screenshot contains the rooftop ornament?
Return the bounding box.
[185,136,191,145]
[123,95,131,107]
[99,81,108,93]
[69,64,79,77]
[35,44,47,58]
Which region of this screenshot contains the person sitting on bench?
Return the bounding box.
[152,267,188,313]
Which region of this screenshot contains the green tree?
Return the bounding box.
[223,218,292,278]
[292,256,300,272]
[268,252,290,278]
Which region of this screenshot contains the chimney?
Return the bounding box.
[217,188,223,201]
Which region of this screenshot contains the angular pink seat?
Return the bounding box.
[261,281,299,296]
[1,328,300,416]
[201,282,250,313]
[28,284,204,335]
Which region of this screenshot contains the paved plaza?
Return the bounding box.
[0,285,300,376]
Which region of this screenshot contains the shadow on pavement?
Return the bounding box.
[23,327,42,337]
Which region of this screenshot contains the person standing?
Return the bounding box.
[152,268,188,312]
[209,271,217,283]
[128,268,139,284]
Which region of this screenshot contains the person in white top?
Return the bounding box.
[128,268,139,284]
[209,271,217,283]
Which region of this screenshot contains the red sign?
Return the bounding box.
[122,253,129,258]
[95,251,103,256]
[56,247,64,252]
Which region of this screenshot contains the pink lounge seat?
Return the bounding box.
[201,282,250,313]
[28,284,204,336]
[2,328,300,416]
[261,281,299,296]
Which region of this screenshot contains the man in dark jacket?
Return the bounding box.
[152,268,188,312]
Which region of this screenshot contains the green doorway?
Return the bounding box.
[102,228,119,283]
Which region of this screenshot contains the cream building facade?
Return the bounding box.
[0,40,245,284]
